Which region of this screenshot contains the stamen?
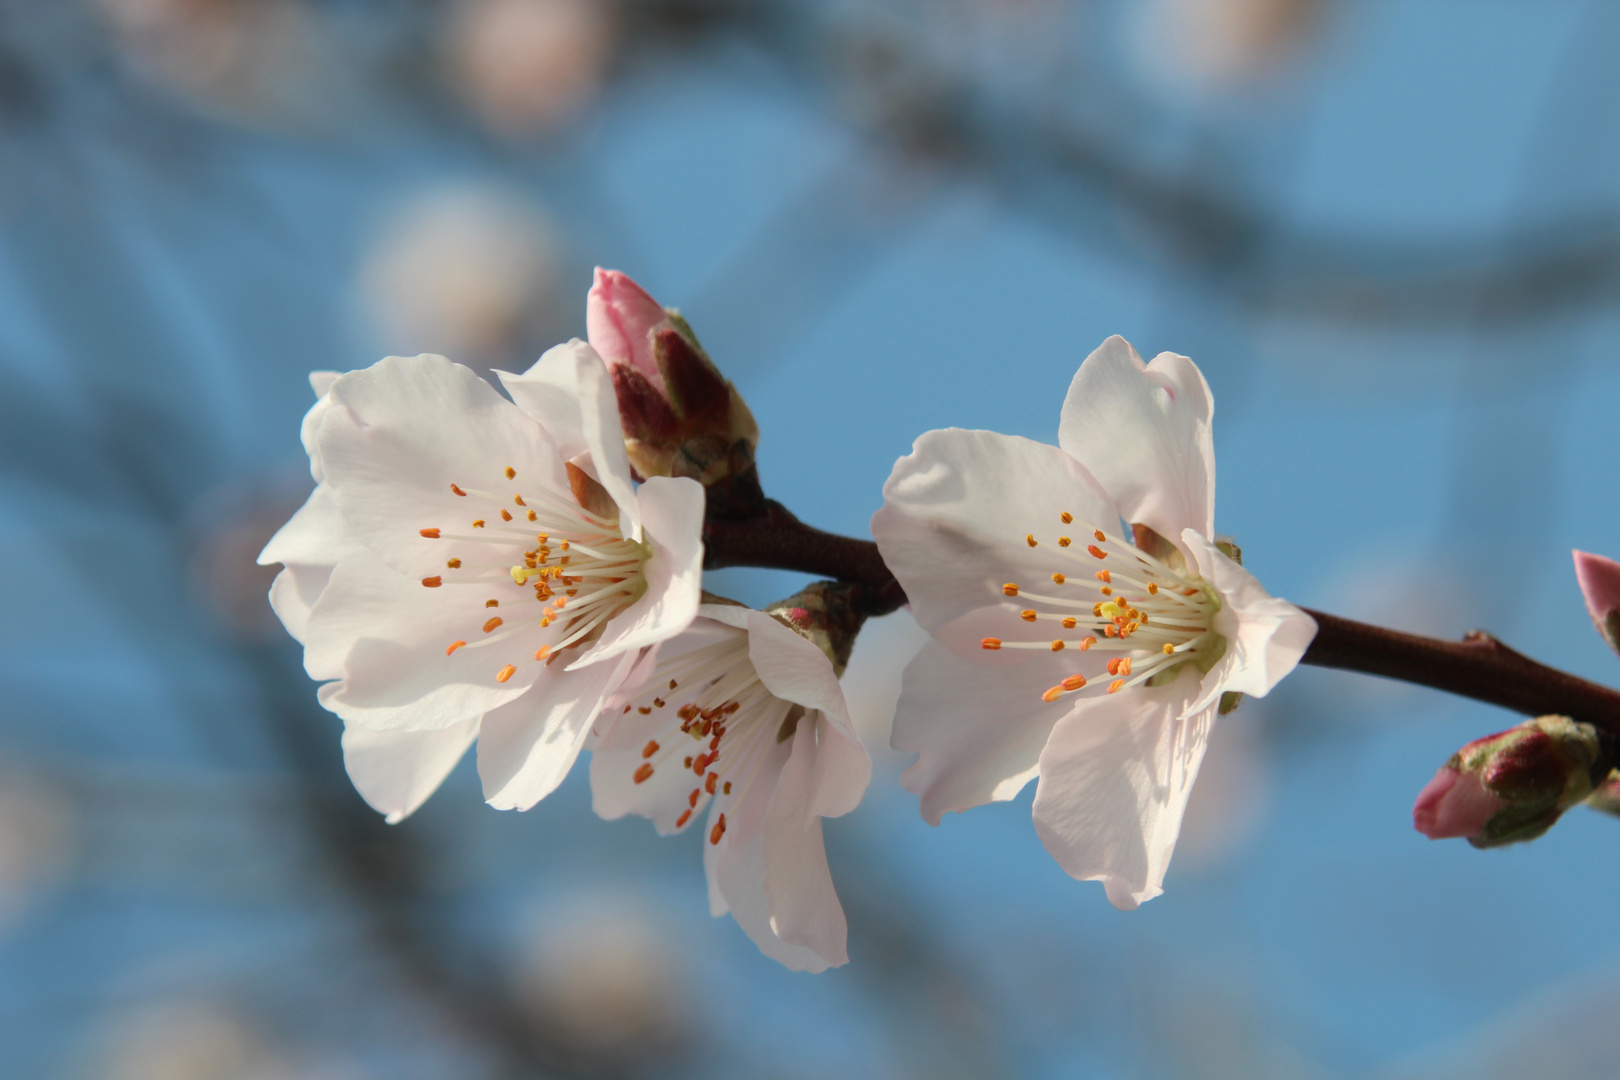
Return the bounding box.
[676,809,691,828]
[709,814,727,845]
[483,617,502,633]
[446,641,466,655]
[1052,573,1066,584]
[1096,570,1111,583]
[419,528,441,539]
[1062,617,1077,629]
[1108,679,1125,693]
[472,520,485,528]
[505,466,516,479]
[1042,686,1063,702]
[982,638,1002,650]
[421,576,442,588]
[496,664,516,683]
[723,782,732,794]
[500,510,512,521]
[634,763,654,784]
[1050,640,1064,652]
[447,558,461,568]
[451,484,466,496]
[534,646,550,660]
[1003,583,1020,596]
[1021,610,1037,622]
[1062,674,1087,691]
[1027,534,1038,547]
[1058,537,1072,547]
[1088,545,1106,559]
[514,495,526,506]
[1061,512,1073,524]
[485,599,498,608]
[1094,529,1105,541]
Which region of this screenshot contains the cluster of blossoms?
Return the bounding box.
[261,268,1326,967]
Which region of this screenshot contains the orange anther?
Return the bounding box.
[1021,610,1037,622]
[709,814,727,845]
[535,645,550,660]
[1163,643,1175,655]
[1088,545,1106,559]
[676,809,692,828]
[500,509,512,521]
[1058,537,1072,547]
[1100,586,1112,596]
[706,773,718,795]
[1080,636,1096,650]
[1003,583,1020,596]
[472,519,485,528]
[514,495,526,506]
[1147,582,1159,594]
[1027,534,1038,547]
[688,788,700,808]
[1062,674,1087,691]
[485,599,498,608]
[447,558,461,568]
[1094,529,1106,542]
[451,484,467,496]
[1042,686,1064,703]
[1118,658,1132,676]
[1061,512,1073,524]
[446,640,466,655]
[1052,572,1067,584]
[642,740,659,759]
[527,510,537,521]
[723,781,732,795]
[1108,679,1125,693]
[1050,640,1065,652]
[1107,658,1121,675]
[1095,570,1111,583]
[638,706,651,715]
[483,617,502,633]
[981,638,1003,650]
[504,466,516,479]
[419,528,441,539]
[1062,617,1077,629]
[634,763,654,784]
[421,576,442,588]
[496,664,516,683]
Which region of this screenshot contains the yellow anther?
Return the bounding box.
[1147,582,1159,594]
[505,466,516,479]
[485,599,499,608]
[1020,610,1038,622]
[1003,583,1019,596]
[447,558,461,569]
[1061,512,1073,524]
[1162,643,1175,655]
[1026,534,1038,547]
[1052,572,1066,584]
[1100,586,1112,596]
[1061,617,1077,629]
[1050,640,1064,652]
[1058,537,1072,547]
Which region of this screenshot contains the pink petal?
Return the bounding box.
[1574,549,1620,655]
[586,267,668,381]
[1412,766,1502,840]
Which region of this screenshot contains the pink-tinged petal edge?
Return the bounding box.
[587,267,667,380]
[1412,765,1502,840]
[1574,549,1620,655]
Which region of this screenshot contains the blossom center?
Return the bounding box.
[620,632,802,844]
[416,465,650,682]
[980,513,1223,702]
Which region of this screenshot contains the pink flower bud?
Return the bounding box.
[1573,549,1620,657]
[1412,765,1504,840]
[583,267,759,487]
[1413,716,1603,848]
[587,267,668,385]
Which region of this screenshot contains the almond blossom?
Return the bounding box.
[589,596,870,972]
[872,335,1317,909]
[258,345,705,822]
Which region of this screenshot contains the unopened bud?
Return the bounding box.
[587,268,759,486]
[765,582,869,676]
[1573,549,1620,658]
[1413,715,1603,848]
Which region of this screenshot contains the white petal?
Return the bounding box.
[305,554,539,731]
[892,608,1073,825]
[342,716,479,824]
[703,732,837,972]
[872,428,1118,632]
[478,649,632,810]
[317,354,567,579]
[268,565,331,648]
[569,476,704,669]
[258,482,351,569]
[760,716,852,967]
[1031,667,1212,910]
[1183,530,1317,699]
[499,340,641,540]
[589,701,711,834]
[301,371,341,482]
[1057,337,1215,546]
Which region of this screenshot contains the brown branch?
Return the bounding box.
[703,508,1620,735]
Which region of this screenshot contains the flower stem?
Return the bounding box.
[702,507,1620,734]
